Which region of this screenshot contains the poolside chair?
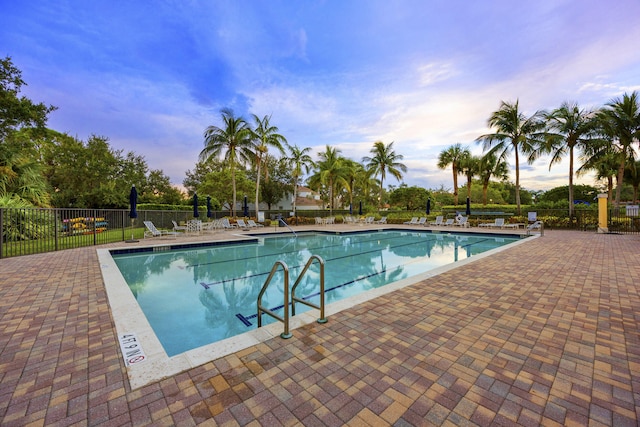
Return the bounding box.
[236,219,250,229]
[442,218,455,226]
[453,215,469,227]
[202,220,221,233]
[247,219,264,228]
[143,221,179,238]
[430,216,443,226]
[172,220,187,233]
[373,216,387,224]
[315,217,324,225]
[479,218,505,228]
[221,218,237,230]
[404,217,419,225]
[527,221,543,235]
[416,217,427,226]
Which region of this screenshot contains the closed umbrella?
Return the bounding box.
[466,197,471,216]
[126,185,139,243]
[206,196,212,218]
[193,193,199,218]
[359,201,363,215]
[243,195,249,217]
[349,203,353,214]
[426,198,431,215]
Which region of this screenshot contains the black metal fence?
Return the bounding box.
[608,206,640,234]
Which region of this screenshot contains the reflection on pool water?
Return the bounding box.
[111,230,520,356]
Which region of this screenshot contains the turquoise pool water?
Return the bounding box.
[111,230,520,356]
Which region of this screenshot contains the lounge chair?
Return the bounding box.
[404,217,419,225]
[373,216,387,224]
[143,221,179,238]
[453,216,469,227]
[221,218,237,230]
[315,217,324,225]
[478,218,505,228]
[416,217,427,226]
[442,218,455,226]
[430,216,443,226]
[172,220,187,233]
[236,219,251,229]
[247,219,264,228]
[202,220,222,233]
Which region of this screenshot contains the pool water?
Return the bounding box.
[111,230,520,356]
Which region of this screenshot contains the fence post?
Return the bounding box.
[597,194,608,233]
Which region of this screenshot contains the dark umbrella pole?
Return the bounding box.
[206,196,212,219]
[466,197,471,216]
[193,193,199,218]
[426,198,431,215]
[243,195,249,217]
[126,185,139,243]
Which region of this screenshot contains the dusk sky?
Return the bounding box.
[2,1,639,193]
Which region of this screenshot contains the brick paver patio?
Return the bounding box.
[1,229,639,426]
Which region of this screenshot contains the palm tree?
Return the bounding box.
[310,145,348,215]
[476,100,546,214]
[437,143,470,205]
[624,160,640,203]
[200,108,253,217]
[342,159,366,213]
[249,114,286,219]
[478,152,509,205]
[578,145,619,201]
[544,102,598,216]
[362,141,407,208]
[459,154,480,200]
[287,144,314,215]
[596,91,640,206]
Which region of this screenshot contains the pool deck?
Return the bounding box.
[1,225,639,426]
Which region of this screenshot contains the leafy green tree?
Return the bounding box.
[249,114,286,218]
[476,100,546,214]
[437,143,470,205]
[199,167,253,214]
[537,185,599,204]
[578,145,619,201]
[362,141,407,208]
[544,102,599,216]
[596,91,640,206]
[1,131,51,206]
[389,185,429,210]
[145,169,184,205]
[0,56,56,142]
[201,108,253,216]
[286,144,314,215]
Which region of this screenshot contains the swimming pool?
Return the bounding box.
[108,229,521,357]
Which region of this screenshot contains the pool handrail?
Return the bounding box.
[291,255,327,324]
[257,260,292,339]
[279,218,297,237]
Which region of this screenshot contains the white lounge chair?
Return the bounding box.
[416,217,427,226]
[373,216,387,224]
[527,221,543,234]
[221,218,237,230]
[453,216,469,227]
[247,219,264,228]
[404,217,419,225]
[236,219,251,229]
[430,216,443,226]
[442,218,455,226]
[479,218,505,228]
[172,220,187,233]
[143,221,179,238]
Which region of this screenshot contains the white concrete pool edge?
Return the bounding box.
[97,233,538,390]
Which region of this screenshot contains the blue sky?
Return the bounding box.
[2,0,639,192]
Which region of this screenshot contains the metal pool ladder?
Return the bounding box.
[257,255,327,339]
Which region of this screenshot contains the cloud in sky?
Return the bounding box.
[2,0,639,193]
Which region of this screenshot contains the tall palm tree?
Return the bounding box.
[543,102,598,216]
[249,114,286,218]
[362,141,407,208]
[596,91,640,206]
[437,143,470,205]
[459,154,480,200]
[476,100,546,214]
[310,145,348,215]
[201,108,253,216]
[624,160,640,203]
[342,159,366,212]
[478,152,509,205]
[578,145,619,201]
[287,144,314,215]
